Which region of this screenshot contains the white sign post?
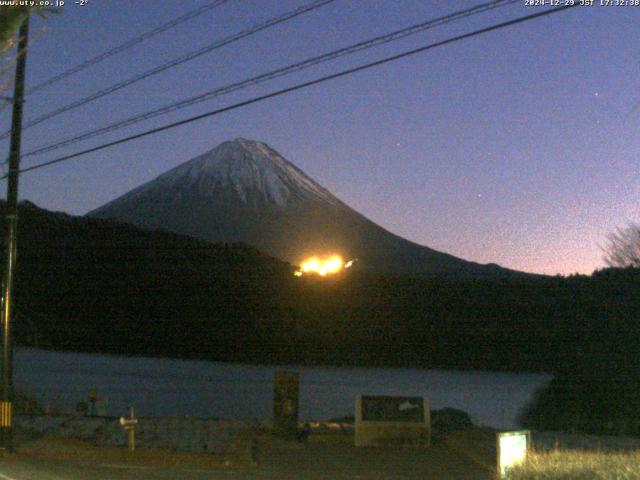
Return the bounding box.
[497,430,530,478]
[119,407,138,452]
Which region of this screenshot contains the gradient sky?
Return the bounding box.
[1,1,638,275]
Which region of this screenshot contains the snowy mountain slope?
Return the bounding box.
[89,138,522,278]
[111,138,339,209]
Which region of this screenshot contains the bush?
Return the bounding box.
[519,361,640,435]
[14,390,42,414]
[431,408,474,439]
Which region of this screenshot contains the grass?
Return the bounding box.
[505,450,640,480]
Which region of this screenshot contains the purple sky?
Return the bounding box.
[1,1,638,275]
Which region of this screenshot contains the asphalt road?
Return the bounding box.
[1,442,493,480]
[1,456,240,480]
[0,427,496,480]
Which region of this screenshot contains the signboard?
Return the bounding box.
[361,395,425,423]
[497,430,530,478]
[355,395,430,447]
[273,371,299,438]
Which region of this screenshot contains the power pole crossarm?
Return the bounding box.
[1,13,29,453]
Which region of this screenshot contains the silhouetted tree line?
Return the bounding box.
[2,201,639,434]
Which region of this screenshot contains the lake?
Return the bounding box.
[14,347,551,429]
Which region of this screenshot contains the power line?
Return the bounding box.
[5,4,578,179]
[24,0,519,159]
[0,0,336,140]
[25,0,232,95]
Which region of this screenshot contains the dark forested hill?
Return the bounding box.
[3,200,296,359]
[3,201,639,374]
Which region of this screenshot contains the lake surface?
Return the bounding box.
[14,347,551,429]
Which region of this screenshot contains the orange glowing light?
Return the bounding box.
[294,255,353,277]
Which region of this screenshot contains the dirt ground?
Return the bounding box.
[3,429,498,479]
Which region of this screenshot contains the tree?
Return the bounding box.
[0,6,32,52]
[0,6,28,95]
[0,5,55,48]
[603,222,640,268]
[0,6,54,109]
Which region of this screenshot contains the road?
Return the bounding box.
[1,429,495,479]
[2,455,239,480]
[1,443,493,480]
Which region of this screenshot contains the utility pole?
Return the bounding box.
[1,13,30,452]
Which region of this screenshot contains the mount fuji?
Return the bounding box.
[89,138,519,278]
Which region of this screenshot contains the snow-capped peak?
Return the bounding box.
[136,138,339,209]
